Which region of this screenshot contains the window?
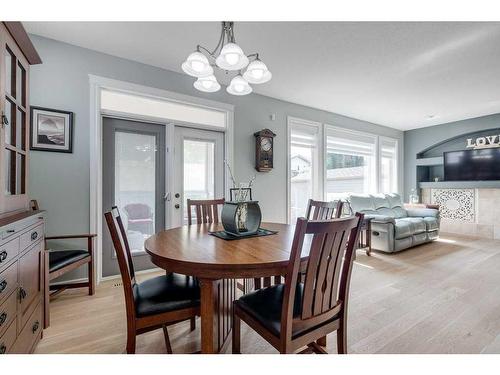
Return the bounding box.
[325,127,377,199]
[288,118,321,223]
[101,89,226,128]
[379,137,398,193]
[287,118,400,223]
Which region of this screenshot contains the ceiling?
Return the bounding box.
[24,22,500,130]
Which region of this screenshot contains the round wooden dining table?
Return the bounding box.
[144,222,309,354]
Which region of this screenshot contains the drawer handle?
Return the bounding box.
[0,312,6,326]
[0,343,6,354]
[0,250,7,262]
[32,320,40,334]
[6,229,15,234]
[31,232,38,241]
[19,287,27,300]
[0,280,7,293]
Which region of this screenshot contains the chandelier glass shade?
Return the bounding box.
[181,51,213,77]
[181,21,272,96]
[243,59,272,84]
[194,75,221,92]
[227,75,252,96]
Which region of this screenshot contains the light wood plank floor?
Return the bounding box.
[35,234,500,354]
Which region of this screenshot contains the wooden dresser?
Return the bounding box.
[0,23,44,354]
[0,210,45,354]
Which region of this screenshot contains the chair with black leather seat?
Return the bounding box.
[105,206,200,354]
[30,200,96,328]
[232,213,363,354]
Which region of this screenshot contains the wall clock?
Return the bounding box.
[254,129,276,172]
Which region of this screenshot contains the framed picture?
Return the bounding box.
[30,106,74,153]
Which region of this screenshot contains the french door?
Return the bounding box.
[102,117,165,277]
[172,126,224,227]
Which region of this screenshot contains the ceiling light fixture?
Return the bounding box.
[181,21,272,96]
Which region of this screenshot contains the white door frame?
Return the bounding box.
[89,75,234,283]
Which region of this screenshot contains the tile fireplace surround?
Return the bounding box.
[421,188,500,239]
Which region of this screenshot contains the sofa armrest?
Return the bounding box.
[406,208,440,218]
[364,214,395,224]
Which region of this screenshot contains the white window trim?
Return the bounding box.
[286,116,322,224]
[89,74,234,283]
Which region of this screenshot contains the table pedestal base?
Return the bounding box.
[199,278,237,353]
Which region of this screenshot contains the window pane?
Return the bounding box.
[289,121,319,223]
[380,138,398,193]
[101,89,226,128]
[183,139,215,223]
[114,131,156,253]
[325,127,376,199]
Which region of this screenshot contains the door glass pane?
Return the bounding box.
[17,63,26,107]
[4,99,14,145]
[16,108,25,149]
[183,139,215,222]
[4,150,14,195]
[16,154,25,194]
[114,131,156,253]
[4,47,14,96]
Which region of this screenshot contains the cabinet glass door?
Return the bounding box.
[3,43,27,196]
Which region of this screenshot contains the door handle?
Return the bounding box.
[164,192,171,201]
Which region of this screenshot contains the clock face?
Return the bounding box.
[260,137,272,152]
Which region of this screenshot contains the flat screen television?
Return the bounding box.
[444,148,500,181]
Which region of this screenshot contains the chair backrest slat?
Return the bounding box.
[306,199,343,221]
[280,213,363,343]
[187,199,225,225]
[104,207,137,319]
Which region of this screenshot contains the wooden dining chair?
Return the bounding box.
[105,206,200,354]
[186,198,225,225]
[31,199,96,328]
[232,213,363,354]
[306,199,344,220]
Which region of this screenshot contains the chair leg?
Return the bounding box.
[190,317,196,331]
[163,325,173,354]
[88,238,95,296]
[337,319,347,354]
[317,336,327,347]
[43,251,50,328]
[88,260,95,296]
[232,309,241,354]
[126,330,136,354]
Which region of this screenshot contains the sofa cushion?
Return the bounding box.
[372,194,390,209]
[394,220,413,239]
[386,193,403,208]
[348,194,375,213]
[398,217,426,235]
[423,217,439,231]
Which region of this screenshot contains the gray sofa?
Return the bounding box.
[347,193,440,253]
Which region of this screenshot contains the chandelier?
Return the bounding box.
[181,21,272,96]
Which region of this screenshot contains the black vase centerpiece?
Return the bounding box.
[221,201,261,237]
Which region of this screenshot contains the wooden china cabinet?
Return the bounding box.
[0,22,45,354]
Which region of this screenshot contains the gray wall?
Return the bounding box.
[28,35,403,279]
[404,113,500,198]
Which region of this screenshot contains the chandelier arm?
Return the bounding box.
[246,53,260,61]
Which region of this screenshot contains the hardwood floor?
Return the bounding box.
[35,233,500,354]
